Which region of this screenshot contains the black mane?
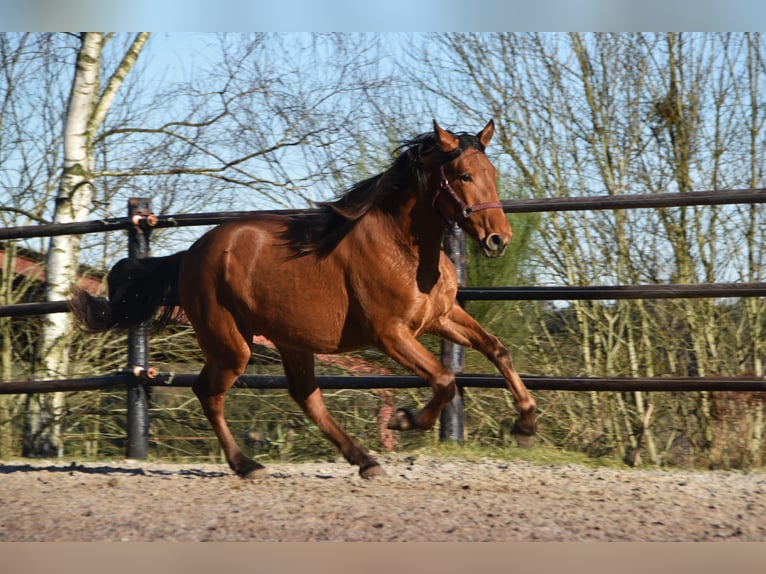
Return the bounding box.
[282,129,485,258]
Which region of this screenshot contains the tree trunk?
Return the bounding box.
[24,32,149,457]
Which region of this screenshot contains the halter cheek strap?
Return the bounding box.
[431,165,504,223]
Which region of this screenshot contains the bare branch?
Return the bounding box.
[89,32,151,135]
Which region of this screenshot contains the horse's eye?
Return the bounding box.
[459,173,473,183]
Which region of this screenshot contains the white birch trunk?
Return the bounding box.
[24,32,149,457]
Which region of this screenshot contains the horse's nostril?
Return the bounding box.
[481,234,507,257]
[486,234,504,250]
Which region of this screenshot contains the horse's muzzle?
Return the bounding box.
[480,233,508,257]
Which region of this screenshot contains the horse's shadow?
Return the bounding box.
[0,462,229,479]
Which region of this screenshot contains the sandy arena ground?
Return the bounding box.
[2,454,766,542]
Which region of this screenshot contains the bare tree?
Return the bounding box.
[5,32,400,458]
[23,33,150,457]
[1,33,72,456]
[410,32,766,466]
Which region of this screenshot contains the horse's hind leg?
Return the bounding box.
[192,333,265,479]
[278,347,385,479]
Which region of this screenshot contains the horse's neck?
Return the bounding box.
[368,194,447,292]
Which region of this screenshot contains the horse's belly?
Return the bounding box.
[250,306,354,354]
[242,273,367,355]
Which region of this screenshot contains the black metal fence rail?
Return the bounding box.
[2,372,765,395]
[3,187,764,241]
[458,282,766,302]
[5,282,766,319]
[501,187,766,213]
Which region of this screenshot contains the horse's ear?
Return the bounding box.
[478,119,495,148]
[433,120,460,154]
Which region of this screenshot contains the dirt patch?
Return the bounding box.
[1,455,765,541]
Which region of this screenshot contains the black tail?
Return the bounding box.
[70,251,186,332]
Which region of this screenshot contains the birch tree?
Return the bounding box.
[1,33,71,457]
[24,32,150,457]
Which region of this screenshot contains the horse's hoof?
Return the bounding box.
[359,463,387,479]
[235,460,266,480]
[513,433,535,448]
[241,466,267,480]
[511,420,537,448]
[387,408,417,431]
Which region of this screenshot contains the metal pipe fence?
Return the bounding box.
[1,187,765,455]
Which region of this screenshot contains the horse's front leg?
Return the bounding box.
[378,327,458,432]
[434,303,537,441]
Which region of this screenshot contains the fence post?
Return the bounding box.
[125,198,152,459]
[439,223,466,442]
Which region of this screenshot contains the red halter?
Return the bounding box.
[431,165,504,223]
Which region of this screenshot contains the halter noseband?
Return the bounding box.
[431,165,504,223]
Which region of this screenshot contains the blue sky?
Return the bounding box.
[141,33,215,84]
[3,0,766,32]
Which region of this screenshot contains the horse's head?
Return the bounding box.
[431,119,511,258]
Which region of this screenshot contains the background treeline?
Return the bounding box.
[1,33,764,469]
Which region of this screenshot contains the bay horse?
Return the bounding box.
[71,120,537,479]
